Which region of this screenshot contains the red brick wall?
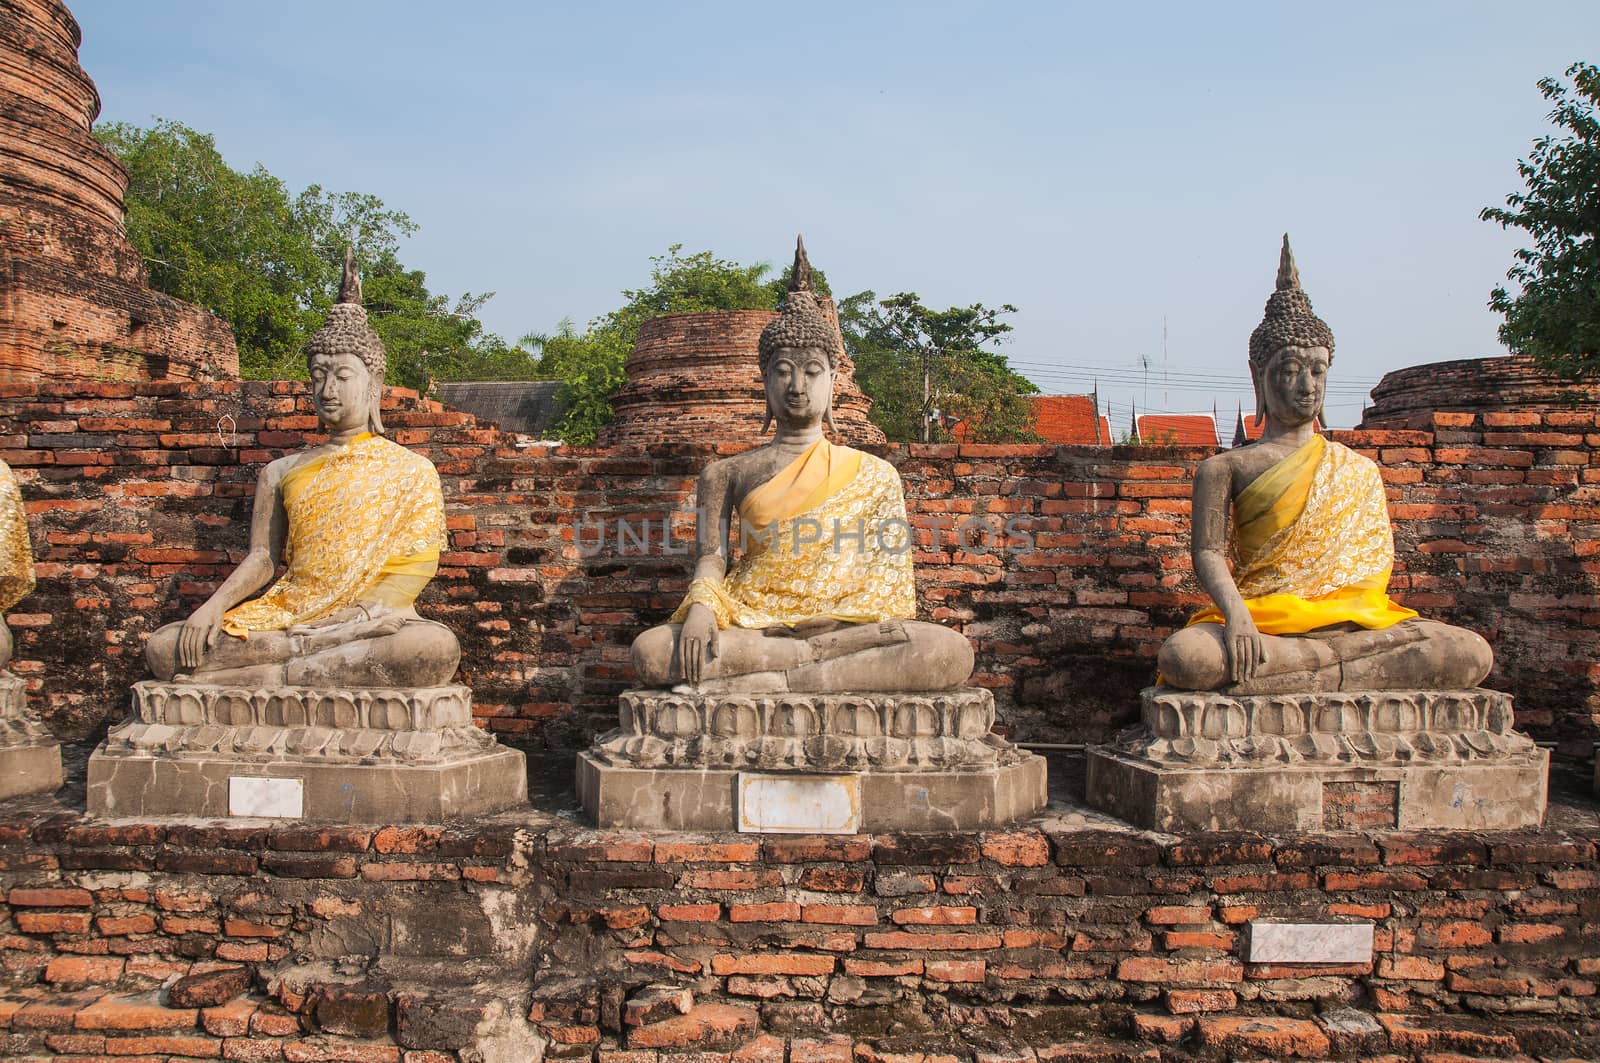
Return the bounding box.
[3,383,1597,753]
[0,811,1597,1058]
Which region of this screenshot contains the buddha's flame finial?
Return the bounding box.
[790,234,813,294]
[1276,233,1301,292]
[338,246,362,305]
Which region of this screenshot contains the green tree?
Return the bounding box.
[96,119,514,387]
[1481,62,1600,378]
[529,245,825,444]
[839,291,1039,443]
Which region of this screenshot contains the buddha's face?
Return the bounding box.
[1258,345,1329,427]
[765,346,832,428]
[310,351,373,433]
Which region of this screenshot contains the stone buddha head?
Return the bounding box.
[758,236,840,434]
[305,248,387,436]
[1248,235,1335,432]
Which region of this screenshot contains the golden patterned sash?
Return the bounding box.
[222,434,445,635]
[671,443,915,629]
[1189,435,1416,634]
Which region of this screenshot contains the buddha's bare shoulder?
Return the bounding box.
[704,445,787,497]
[1196,442,1298,496]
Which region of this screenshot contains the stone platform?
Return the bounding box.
[579,688,1047,831]
[86,681,527,822]
[0,672,61,800]
[1086,686,1549,833]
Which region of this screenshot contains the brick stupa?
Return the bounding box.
[1362,353,1600,428]
[598,300,884,448]
[0,0,238,383]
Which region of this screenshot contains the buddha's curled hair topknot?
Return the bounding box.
[757,235,841,374]
[306,247,386,434]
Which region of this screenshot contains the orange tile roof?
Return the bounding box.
[1030,395,1110,444]
[1137,414,1218,446]
[950,394,1110,443]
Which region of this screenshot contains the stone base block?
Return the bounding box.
[0,741,63,801]
[0,672,61,800]
[576,749,1047,832]
[86,745,528,823]
[1085,746,1549,833]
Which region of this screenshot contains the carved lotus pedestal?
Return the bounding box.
[578,688,1047,832]
[0,672,62,800]
[86,682,527,823]
[1087,687,1548,833]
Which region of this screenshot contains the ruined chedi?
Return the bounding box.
[580,238,1045,831]
[598,280,883,449]
[86,253,526,822]
[1088,237,1549,833]
[0,460,61,799]
[0,0,237,382]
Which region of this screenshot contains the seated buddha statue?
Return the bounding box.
[144,250,460,690]
[0,459,35,669]
[631,238,973,694]
[1157,237,1493,694]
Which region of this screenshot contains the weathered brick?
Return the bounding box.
[889,906,976,926]
[1163,988,1236,1014]
[861,930,1003,951]
[1116,957,1242,985]
[654,841,760,864]
[1197,1015,1330,1058]
[44,955,125,985]
[873,834,981,865]
[761,837,871,863]
[8,887,92,907]
[710,954,835,976]
[728,903,800,923]
[801,905,878,926]
[625,1003,758,1050]
[74,992,200,1030]
[979,830,1050,867]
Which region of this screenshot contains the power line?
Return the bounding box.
[1006,357,1380,391]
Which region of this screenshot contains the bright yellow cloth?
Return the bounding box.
[670,438,915,629]
[738,437,864,530]
[222,433,445,635]
[1189,434,1416,634]
[0,461,35,614]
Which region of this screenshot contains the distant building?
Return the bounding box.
[1029,395,1112,444]
[436,381,566,439]
[1133,413,1218,446]
[951,394,1111,444]
[1231,407,1265,447]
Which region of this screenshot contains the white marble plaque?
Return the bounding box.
[1248,921,1374,964]
[228,776,304,819]
[736,773,860,834]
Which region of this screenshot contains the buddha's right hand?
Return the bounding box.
[1224,615,1265,683]
[176,606,223,672]
[680,604,718,685]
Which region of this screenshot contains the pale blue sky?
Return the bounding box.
[73,1,1598,429]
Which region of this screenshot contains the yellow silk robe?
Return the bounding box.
[670,438,916,629]
[222,434,445,635]
[1189,434,1416,634]
[0,461,35,614]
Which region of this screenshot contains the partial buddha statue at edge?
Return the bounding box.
[1157,236,1493,695]
[0,458,35,669]
[630,237,973,694]
[144,250,460,690]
